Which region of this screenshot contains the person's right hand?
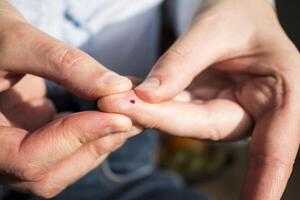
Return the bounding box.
[0,74,140,198]
[0,1,135,198]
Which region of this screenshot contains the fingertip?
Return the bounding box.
[134,86,171,103]
[135,77,187,103]
[134,76,166,103]
[98,90,140,114]
[97,90,161,128]
[134,88,156,103]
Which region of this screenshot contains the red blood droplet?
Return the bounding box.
[130,99,136,104]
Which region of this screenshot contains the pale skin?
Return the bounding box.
[0,0,140,198]
[99,0,300,199]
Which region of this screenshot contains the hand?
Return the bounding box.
[101,0,300,199]
[0,0,132,98]
[0,75,141,198]
[0,1,136,198]
[0,73,140,199]
[0,109,137,198]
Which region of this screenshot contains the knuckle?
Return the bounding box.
[239,75,285,119]
[47,45,85,76]
[255,76,284,108]
[159,48,191,69]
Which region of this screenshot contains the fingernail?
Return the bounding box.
[101,72,130,86]
[136,77,160,90]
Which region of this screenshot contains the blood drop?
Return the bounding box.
[130,99,136,104]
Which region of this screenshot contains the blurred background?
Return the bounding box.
[157,0,300,200]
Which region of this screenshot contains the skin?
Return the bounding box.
[99,0,300,199]
[0,1,132,97]
[0,1,138,198]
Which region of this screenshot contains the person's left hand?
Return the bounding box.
[0,2,138,197]
[99,0,300,199]
[98,72,252,140]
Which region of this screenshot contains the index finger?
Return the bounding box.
[98,90,252,140]
[0,22,132,99]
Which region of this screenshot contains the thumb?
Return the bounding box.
[16,112,132,175]
[0,23,131,99]
[135,12,252,103]
[135,24,222,102]
[98,90,252,140]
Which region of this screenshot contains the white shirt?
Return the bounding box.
[10,0,275,47]
[10,0,163,46]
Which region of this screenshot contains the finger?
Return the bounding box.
[135,5,257,103]
[17,112,132,177]
[0,71,23,92]
[98,91,252,140]
[0,126,28,176]
[135,22,226,102]
[0,75,55,131]
[0,75,46,103]
[242,103,300,199]
[0,23,132,99]
[14,132,128,198]
[2,98,56,131]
